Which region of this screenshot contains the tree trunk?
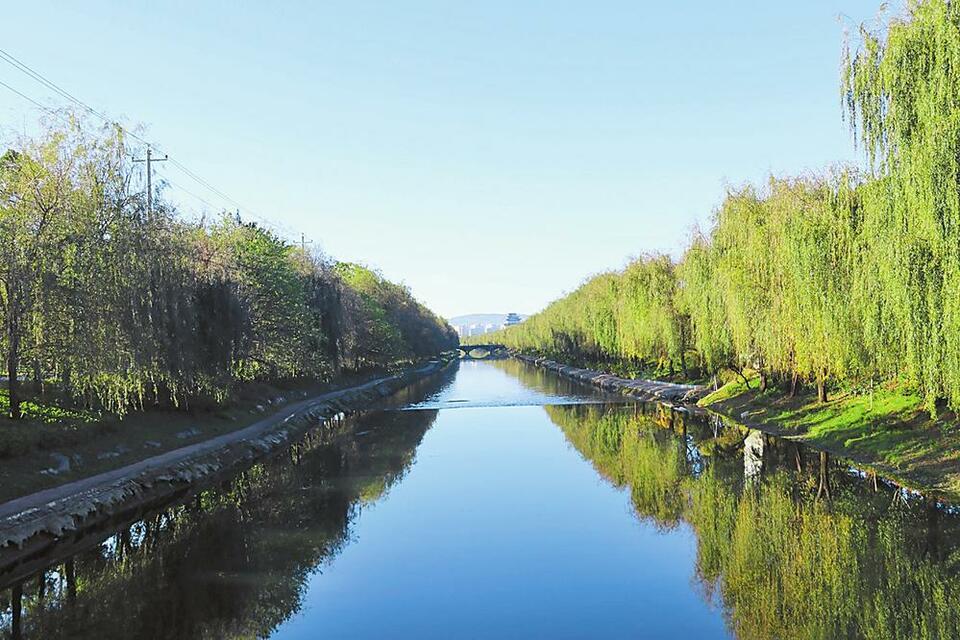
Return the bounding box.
[759,370,768,392]
[60,364,71,402]
[7,318,21,420]
[926,496,941,558]
[817,378,827,403]
[790,371,799,397]
[735,368,750,389]
[32,358,42,394]
[65,559,76,601]
[816,451,831,500]
[11,581,22,640]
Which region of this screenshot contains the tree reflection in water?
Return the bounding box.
[0,395,446,639]
[546,403,960,640]
[4,364,960,640]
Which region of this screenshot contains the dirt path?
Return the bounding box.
[0,360,449,563]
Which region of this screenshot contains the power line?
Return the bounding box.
[0,47,308,245]
[0,47,151,147]
[164,157,297,238]
[0,77,70,123]
[156,170,219,212]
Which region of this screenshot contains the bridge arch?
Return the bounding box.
[457,344,509,360]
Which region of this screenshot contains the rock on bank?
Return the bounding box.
[514,354,708,404]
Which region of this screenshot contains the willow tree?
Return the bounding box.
[676,230,733,379]
[767,176,864,401]
[483,271,615,361]
[580,273,621,358]
[484,259,690,373]
[844,0,960,411]
[616,254,689,374]
[0,128,87,418]
[709,186,780,388]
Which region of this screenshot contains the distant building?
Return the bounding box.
[452,313,524,339]
[503,312,522,327]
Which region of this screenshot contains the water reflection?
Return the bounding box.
[402,359,626,410]
[545,403,960,640]
[2,362,959,639]
[0,383,448,639]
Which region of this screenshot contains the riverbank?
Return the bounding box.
[0,357,455,569]
[0,372,386,504]
[516,353,960,502]
[699,377,960,500]
[513,355,706,403]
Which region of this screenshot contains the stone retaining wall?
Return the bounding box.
[515,354,709,404]
[0,358,454,572]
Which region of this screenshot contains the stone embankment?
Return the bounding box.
[517,354,960,502]
[0,358,454,572]
[515,354,708,404]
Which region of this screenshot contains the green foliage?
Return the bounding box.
[675,231,732,373]
[492,1,960,414]
[707,176,864,390]
[0,118,456,420]
[335,262,456,367]
[843,0,960,412]
[485,254,692,376]
[491,175,865,389]
[697,371,759,406]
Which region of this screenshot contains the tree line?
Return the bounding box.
[487,0,960,413]
[0,119,457,420]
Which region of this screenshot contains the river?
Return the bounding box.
[1,359,959,639]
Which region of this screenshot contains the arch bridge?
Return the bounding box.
[457,344,509,360]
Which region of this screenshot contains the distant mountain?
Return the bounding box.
[447,313,528,327]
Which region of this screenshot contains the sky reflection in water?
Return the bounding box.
[3,361,959,639]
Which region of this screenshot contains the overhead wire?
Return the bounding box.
[0,47,308,245]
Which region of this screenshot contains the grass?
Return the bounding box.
[0,386,105,458]
[0,386,100,424]
[698,371,760,406]
[699,377,960,499]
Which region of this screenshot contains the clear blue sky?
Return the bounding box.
[0,0,885,319]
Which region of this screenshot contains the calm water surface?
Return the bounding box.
[2,360,959,639]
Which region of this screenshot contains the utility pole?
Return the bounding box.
[300,232,314,255]
[133,147,168,217]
